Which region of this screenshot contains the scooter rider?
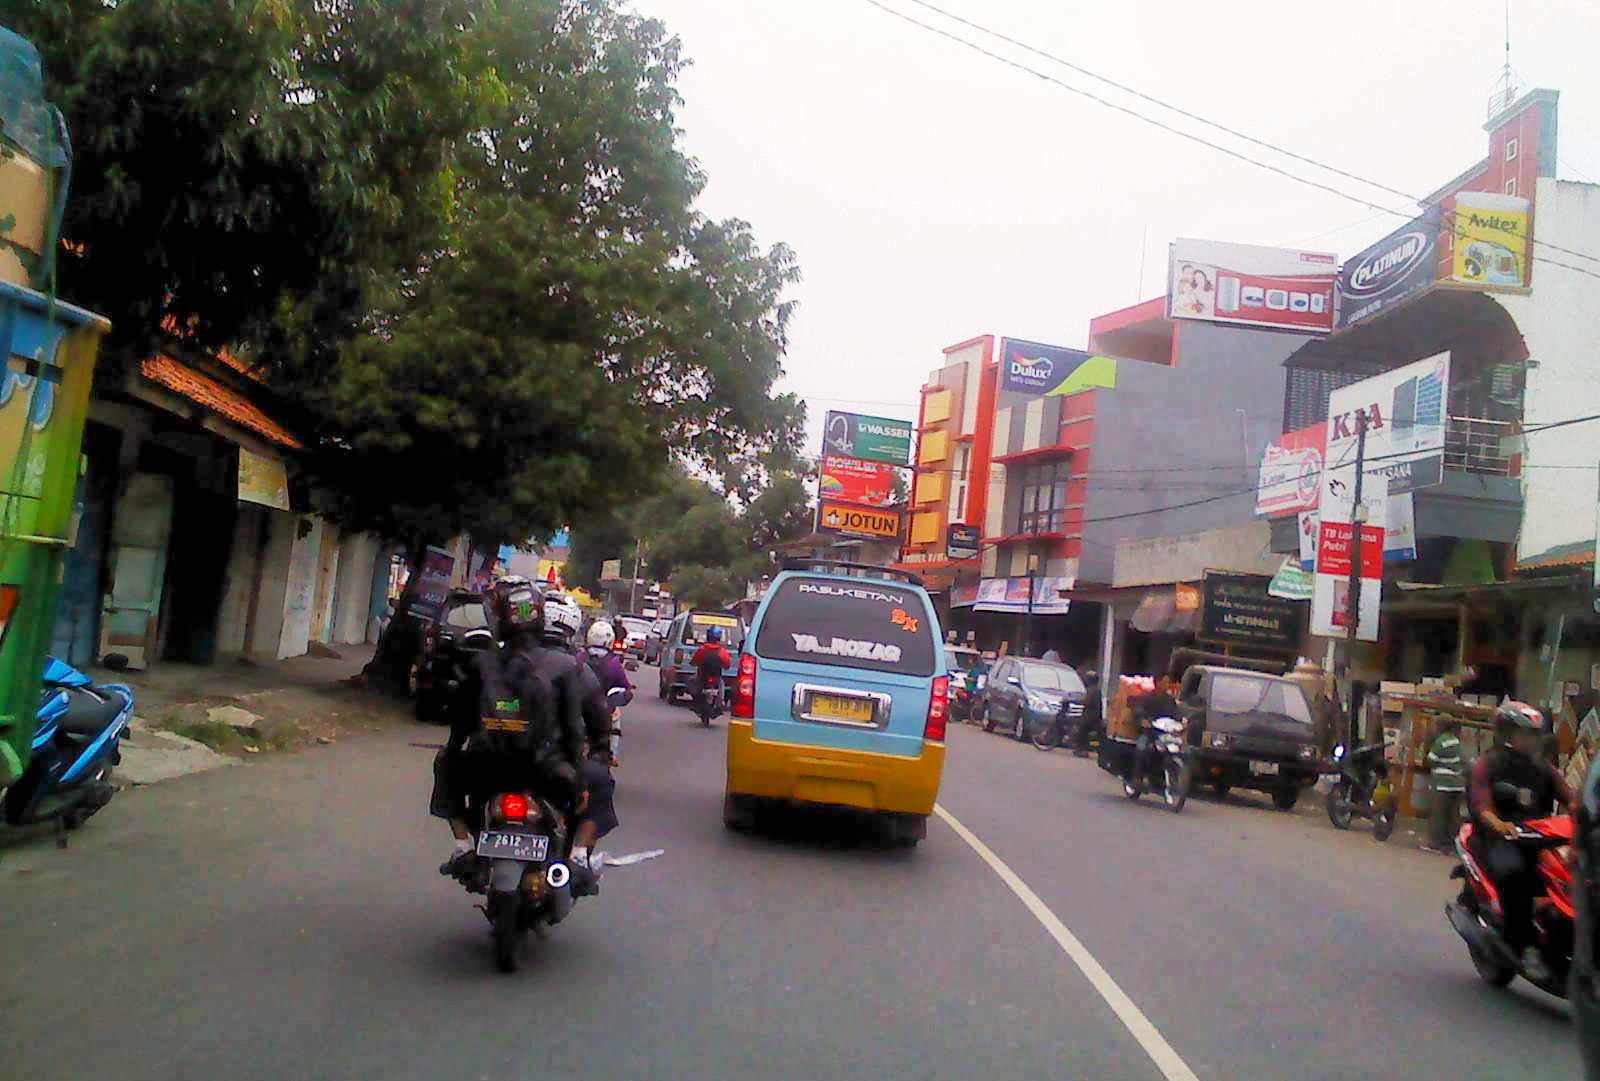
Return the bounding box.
[432,578,585,874]
[570,620,630,878]
[1468,700,1576,982]
[583,620,631,764]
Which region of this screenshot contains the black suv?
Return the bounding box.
[1180,664,1326,810]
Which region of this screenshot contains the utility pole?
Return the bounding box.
[1342,410,1368,748]
[627,536,645,614]
[1023,552,1040,658]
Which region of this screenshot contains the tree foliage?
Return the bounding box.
[13,0,805,556]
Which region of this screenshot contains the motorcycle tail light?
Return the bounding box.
[925,676,949,743]
[495,793,529,822]
[732,653,757,719]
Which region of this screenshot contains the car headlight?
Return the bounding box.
[1209,732,1231,749]
[1026,695,1051,713]
[1298,745,1317,760]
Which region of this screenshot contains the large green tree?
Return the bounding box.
[6,0,496,367]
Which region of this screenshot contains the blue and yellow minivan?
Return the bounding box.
[724,560,948,846]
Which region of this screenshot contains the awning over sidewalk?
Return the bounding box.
[1129,588,1200,635]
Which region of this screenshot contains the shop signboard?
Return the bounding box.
[947,522,980,560]
[817,500,901,540]
[409,545,457,624]
[819,454,897,507]
[1168,239,1337,333]
[1323,352,1450,496]
[1256,421,1326,516]
[998,338,1119,397]
[1448,192,1530,289]
[237,447,290,511]
[822,410,912,466]
[971,575,1073,614]
[1268,557,1313,601]
[1336,208,1441,330]
[1200,571,1304,650]
[1298,499,1413,569]
[600,558,623,582]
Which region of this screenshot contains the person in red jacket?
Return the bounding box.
[690,626,732,711]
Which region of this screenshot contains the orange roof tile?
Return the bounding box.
[140,355,302,450]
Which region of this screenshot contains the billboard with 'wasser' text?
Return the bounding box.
[823,410,912,466]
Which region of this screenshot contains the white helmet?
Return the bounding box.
[542,594,583,643]
[586,620,616,650]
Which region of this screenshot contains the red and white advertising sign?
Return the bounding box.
[1256,421,1326,516]
[1311,521,1384,640]
[1169,239,1337,333]
[819,454,897,508]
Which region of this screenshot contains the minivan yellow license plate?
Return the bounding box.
[811,693,874,724]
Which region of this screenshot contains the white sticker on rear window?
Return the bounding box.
[791,634,903,663]
[797,583,906,606]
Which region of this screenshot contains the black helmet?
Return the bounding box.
[1494,700,1544,746]
[490,577,545,639]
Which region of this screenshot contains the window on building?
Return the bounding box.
[1503,176,1517,196]
[1505,137,1519,162]
[951,443,971,521]
[1015,459,1069,535]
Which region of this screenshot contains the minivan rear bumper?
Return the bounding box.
[725,719,945,816]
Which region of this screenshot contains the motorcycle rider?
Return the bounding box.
[432,578,585,875]
[1468,700,1576,982]
[1130,673,1183,784]
[690,625,732,711]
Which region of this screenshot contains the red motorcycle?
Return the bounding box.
[1446,812,1575,996]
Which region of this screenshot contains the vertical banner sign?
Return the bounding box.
[1311,518,1384,640]
[822,411,912,466]
[1256,421,1327,516]
[237,447,291,511]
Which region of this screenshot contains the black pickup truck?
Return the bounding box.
[1178,663,1328,811]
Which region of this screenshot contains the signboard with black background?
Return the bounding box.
[947,522,979,560]
[1199,571,1304,651]
[1335,207,1441,331]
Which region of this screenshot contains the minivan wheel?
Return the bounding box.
[1273,785,1300,812]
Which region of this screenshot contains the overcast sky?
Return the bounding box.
[635,0,1600,448]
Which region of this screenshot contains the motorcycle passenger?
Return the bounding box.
[432,578,585,875]
[690,625,732,706]
[1074,669,1103,759]
[572,620,631,876]
[1468,700,1576,982]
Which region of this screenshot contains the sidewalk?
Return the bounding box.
[90,645,408,787]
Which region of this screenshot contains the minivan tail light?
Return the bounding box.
[732,653,757,719]
[925,676,949,742]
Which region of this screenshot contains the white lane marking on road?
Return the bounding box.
[934,804,1201,1081]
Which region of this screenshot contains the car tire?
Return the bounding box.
[1014,714,1027,742]
[982,706,996,733]
[1212,781,1231,799]
[723,794,757,833]
[1272,785,1300,812]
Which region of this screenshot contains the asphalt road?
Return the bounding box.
[1,675,1580,1081]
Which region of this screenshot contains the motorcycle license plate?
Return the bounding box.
[810,693,874,725]
[476,830,549,862]
[1249,760,1280,776]
[1320,773,1342,783]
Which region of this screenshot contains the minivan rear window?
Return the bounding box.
[686,612,745,648]
[754,577,937,676]
[1211,674,1312,724]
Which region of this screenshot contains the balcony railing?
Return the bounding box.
[1443,415,1516,476]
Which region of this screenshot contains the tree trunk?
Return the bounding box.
[362,541,429,696]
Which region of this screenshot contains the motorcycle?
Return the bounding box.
[1324,742,1397,841]
[2,657,134,834]
[443,789,579,973]
[1100,716,1191,813]
[693,675,725,727]
[1446,802,1574,996]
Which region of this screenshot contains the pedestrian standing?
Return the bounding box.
[1423,719,1466,852]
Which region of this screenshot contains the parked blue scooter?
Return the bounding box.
[1,657,133,833]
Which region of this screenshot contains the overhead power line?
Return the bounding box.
[862,0,1600,280]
